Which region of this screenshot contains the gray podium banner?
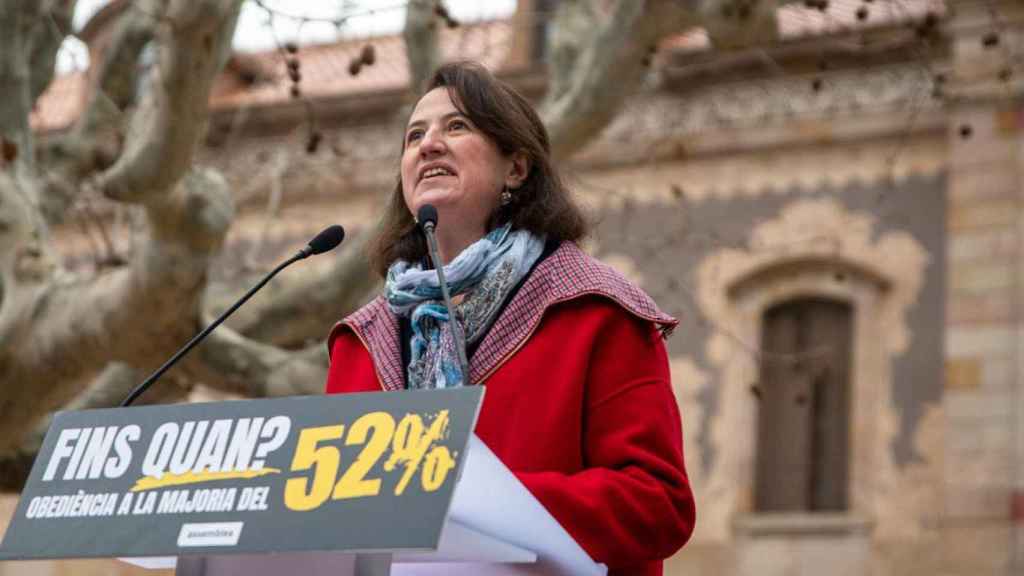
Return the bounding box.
[0,387,483,560]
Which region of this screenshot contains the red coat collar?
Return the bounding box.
[328,241,678,391]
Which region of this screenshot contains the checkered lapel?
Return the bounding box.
[331,242,678,391]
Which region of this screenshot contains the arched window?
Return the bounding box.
[754,298,853,512]
[693,199,929,542]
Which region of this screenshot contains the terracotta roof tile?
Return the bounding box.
[210,19,513,109]
[32,2,945,131]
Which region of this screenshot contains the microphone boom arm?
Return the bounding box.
[120,225,345,407]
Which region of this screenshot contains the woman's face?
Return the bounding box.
[401,88,518,237]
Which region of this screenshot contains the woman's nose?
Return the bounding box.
[419,127,446,156]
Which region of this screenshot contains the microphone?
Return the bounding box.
[120,224,346,407]
[417,204,438,230]
[298,224,345,258]
[416,205,470,385]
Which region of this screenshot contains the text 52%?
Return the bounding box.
[284,410,456,511]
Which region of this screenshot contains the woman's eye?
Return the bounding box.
[406,129,423,143]
[448,119,468,131]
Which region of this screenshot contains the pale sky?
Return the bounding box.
[56,0,517,74]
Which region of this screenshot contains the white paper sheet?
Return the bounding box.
[395,519,535,563]
[420,435,607,576]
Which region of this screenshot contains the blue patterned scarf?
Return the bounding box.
[385,224,545,389]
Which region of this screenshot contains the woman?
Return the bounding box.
[326,61,694,575]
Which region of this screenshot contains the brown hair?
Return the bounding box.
[369,61,588,276]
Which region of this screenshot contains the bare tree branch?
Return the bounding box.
[0,1,41,169]
[541,0,693,159]
[545,0,599,104]
[187,325,328,398]
[540,0,794,159]
[0,362,192,491]
[95,0,242,203]
[29,363,187,450]
[0,0,73,170]
[0,171,45,287]
[244,149,289,268]
[34,3,157,227]
[404,0,441,93]
[5,334,323,461]
[0,167,233,452]
[228,227,381,348]
[77,2,157,134]
[65,363,153,409]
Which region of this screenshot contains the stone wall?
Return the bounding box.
[938,2,1024,573]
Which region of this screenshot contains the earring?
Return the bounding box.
[500,185,513,206]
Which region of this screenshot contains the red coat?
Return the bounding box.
[326,242,695,575]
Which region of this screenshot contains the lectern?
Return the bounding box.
[0,389,605,575]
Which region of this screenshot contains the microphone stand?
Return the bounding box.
[421,221,471,386]
[120,225,345,407]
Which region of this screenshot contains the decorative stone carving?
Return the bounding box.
[604,64,939,141]
[691,198,940,542]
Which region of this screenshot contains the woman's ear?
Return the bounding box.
[505,151,530,189]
